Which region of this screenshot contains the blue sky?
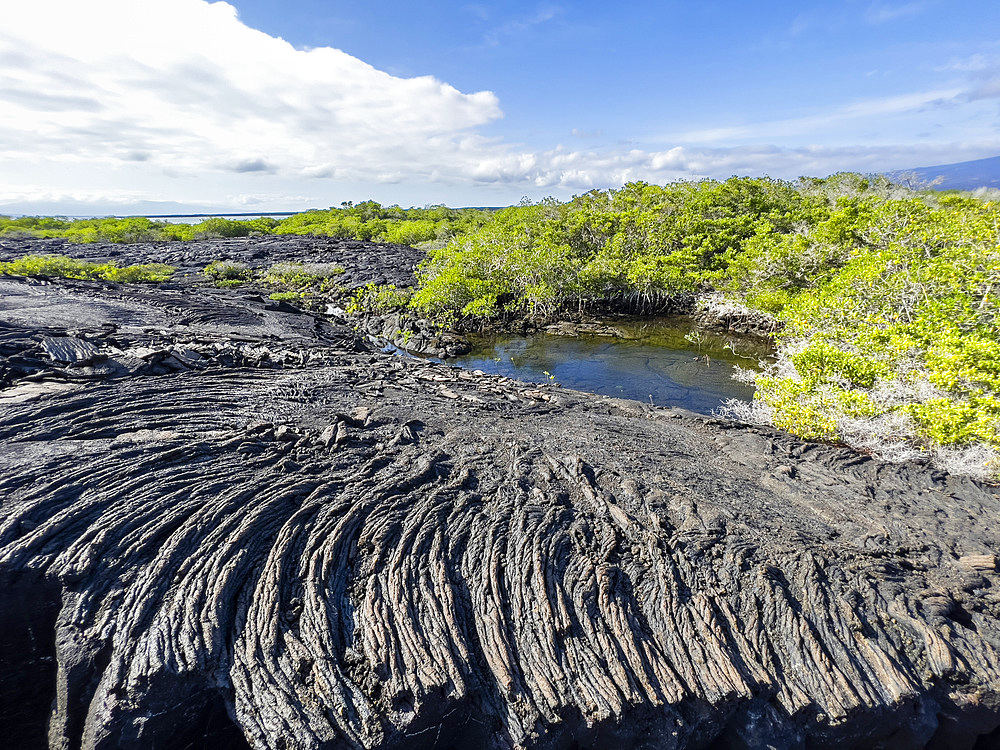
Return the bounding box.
[229,0,995,147]
[1,0,998,213]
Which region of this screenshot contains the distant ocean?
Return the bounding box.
[127,212,298,224]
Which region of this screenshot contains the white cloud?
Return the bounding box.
[661,88,964,145]
[479,5,562,48]
[864,1,931,24]
[413,142,999,192]
[0,0,502,183]
[936,52,1000,73]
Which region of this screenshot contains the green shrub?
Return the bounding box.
[737,196,1000,478]
[263,261,345,290]
[99,262,174,283]
[96,218,164,244]
[204,260,251,284]
[411,178,809,319]
[0,254,174,283]
[270,202,492,244]
[346,283,413,314]
[194,218,253,238]
[0,205,493,246]
[0,254,98,279]
[381,219,440,245]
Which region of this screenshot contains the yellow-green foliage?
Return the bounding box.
[0,215,277,243]
[263,261,345,290]
[346,283,413,315]
[0,205,488,246]
[268,291,305,302]
[381,219,440,246]
[412,178,809,318]
[271,202,492,244]
[749,195,1000,472]
[0,254,174,283]
[0,216,73,236]
[0,216,179,243]
[411,202,576,317]
[203,259,251,286]
[202,259,348,292]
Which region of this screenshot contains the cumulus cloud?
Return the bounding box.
[421,142,997,193]
[0,0,502,181]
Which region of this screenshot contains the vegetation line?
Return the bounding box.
[0,202,493,246]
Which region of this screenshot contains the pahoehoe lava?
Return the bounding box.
[1,236,999,749]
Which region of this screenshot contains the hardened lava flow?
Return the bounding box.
[1,236,998,749]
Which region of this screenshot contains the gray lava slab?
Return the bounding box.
[40,336,101,364]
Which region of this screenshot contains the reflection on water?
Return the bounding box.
[451,316,773,414]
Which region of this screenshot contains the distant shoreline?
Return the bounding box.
[137,212,298,219]
[73,212,300,221]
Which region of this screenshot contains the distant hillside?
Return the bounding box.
[893,155,1000,191]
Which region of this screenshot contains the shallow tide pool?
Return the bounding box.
[449,317,773,414]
